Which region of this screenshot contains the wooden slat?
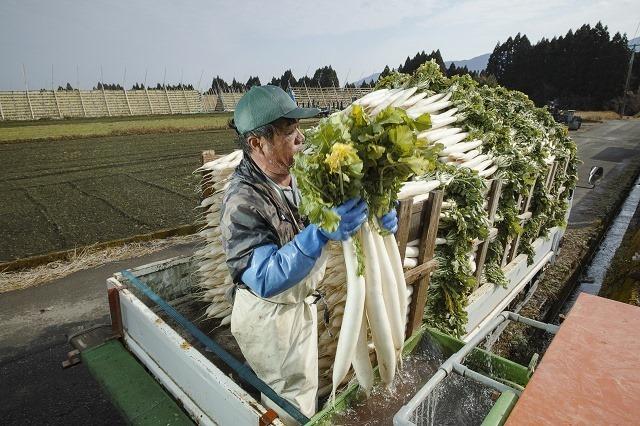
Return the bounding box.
[474,179,503,287]
[404,259,438,285]
[507,178,538,263]
[406,190,443,339]
[545,162,558,190]
[395,199,413,262]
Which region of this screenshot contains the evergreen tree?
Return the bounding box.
[380,65,391,79]
[210,75,230,92]
[246,76,261,88]
[315,65,339,87]
[486,22,636,110]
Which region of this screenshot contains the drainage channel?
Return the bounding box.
[562,174,640,314]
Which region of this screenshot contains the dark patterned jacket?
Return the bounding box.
[220,155,306,284]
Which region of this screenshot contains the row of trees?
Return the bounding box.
[379,50,498,87]
[486,22,639,111]
[206,66,343,94]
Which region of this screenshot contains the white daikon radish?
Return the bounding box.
[398,180,441,200]
[430,115,458,129]
[351,314,374,396]
[404,257,418,268]
[436,132,469,148]
[407,100,453,118]
[391,87,417,107]
[421,92,446,105]
[361,222,396,384]
[405,246,419,258]
[419,127,463,142]
[450,149,480,162]
[331,236,367,400]
[399,92,428,108]
[384,233,409,329]
[472,159,494,173]
[430,107,458,120]
[460,154,491,170]
[440,140,483,156]
[355,89,389,106]
[479,165,499,178]
[370,89,408,116]
[371,228,403,359]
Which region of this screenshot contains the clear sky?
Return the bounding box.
[0,0,638,90]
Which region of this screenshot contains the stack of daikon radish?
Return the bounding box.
[194,150,244,326]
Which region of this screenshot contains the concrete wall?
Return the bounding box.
[0,89,204,121]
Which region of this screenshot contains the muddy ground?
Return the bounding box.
[0,129,237,262]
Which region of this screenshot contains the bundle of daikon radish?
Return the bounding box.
[194,60,578,402]
[292,86,449,402]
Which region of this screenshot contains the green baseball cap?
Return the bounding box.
[233,85,320,134]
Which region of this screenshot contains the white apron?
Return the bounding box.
[231,248,328,424]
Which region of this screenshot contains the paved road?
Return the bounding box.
[0,242,196,425]
[1,119,638,425]
[569,120,640,226]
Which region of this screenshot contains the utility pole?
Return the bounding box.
[302,65,312,107]
[101,65,111,116]
[123,67,132,115]
[164,67,174,114]
[196,69,204,93]
[22,63,34,119]
[77,65,87,117]
[620,43,638,117]
[316,68,328,108]
[144,68,153,114]
[52,64,62,118]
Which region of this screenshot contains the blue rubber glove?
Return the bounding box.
[319,198,368,241]
[379,208,398,234]
[240,198,367,298]
[241,224,328,298]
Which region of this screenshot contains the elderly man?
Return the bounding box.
[220,85,397,421]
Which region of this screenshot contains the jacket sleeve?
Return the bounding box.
[220,199,279,284]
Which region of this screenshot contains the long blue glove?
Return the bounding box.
[241,198,368,298]
[319,198,368,241]
[379,208,398,234]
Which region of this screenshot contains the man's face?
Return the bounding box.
[258,119,304,175]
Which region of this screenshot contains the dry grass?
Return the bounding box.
[575,110,622,122]
[0,235,198,293]
[0,113,233,143]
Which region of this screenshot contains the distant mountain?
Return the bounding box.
[352,72,380,87]
[444,53,491,72]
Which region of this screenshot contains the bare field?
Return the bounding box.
[0,128,238,262]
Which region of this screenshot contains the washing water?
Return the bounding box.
[331,336,494,425]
